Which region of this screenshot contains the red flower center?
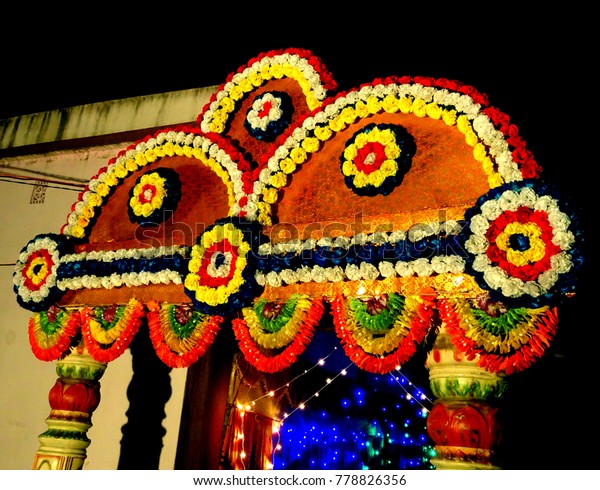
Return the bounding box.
[354,142,386,174]
[198,239,239,287]
[173,304,193,325]
[138,184,157,204]
[257,100,273,119]
[364,295,389,315]
[102,306,118,324]
[262,302,284,320]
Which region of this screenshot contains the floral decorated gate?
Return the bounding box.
[13,48,582,470]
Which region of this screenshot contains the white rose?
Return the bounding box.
[465,235,488,254]
[550,253,573,274]
[412,258,433,277]
[517,187,537,207]
[471,255,490,274]
[370,232,388,245]
[395,262,413,277]
[445,256,466,274]
[280,269,299,284]
[388,230,406,243]
[480,200,501,221]
[469,215,490,236]
[345,264,362,281]
[483,268,507,290]
[266,272,282,288]
[500,277,524,298]
[334,236,351,248]
[431,257,448,274]
[360,262,380,281]
[522,281,544,297]
[311,266,327,283]
[255,272,266,287]
[552,230,575,250]
[326,266,345,282]
[297,266,313,283]
[537,269,559,291]
[378,261,396,278]
[497,190,519,211]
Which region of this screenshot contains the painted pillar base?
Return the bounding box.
[426,327,507,470]
[33,343,106,470]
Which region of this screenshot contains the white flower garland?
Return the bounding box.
[255,220,466,287]
[57,245,189,291]
[255,256,466,287]
[257,220,461,256]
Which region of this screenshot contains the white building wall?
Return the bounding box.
[0,85,216,469]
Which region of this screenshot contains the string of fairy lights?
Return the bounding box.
[233,346,435,470]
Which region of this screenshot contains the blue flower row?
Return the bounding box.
[256,235,468,273]
[57,254,189,279]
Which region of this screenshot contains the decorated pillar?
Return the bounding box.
[33,341,106,470]
[425,325,506,470]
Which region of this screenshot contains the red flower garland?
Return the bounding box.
[437,298,559,375]
[28,307,81,361]
[146,300,223,368]
[332,294,434,374]
[80,299,145,363]
[232,298,324,373]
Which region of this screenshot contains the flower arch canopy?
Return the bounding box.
[14,47,583,375]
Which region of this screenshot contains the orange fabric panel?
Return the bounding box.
[87,155,230,248]
[271,112,489,240]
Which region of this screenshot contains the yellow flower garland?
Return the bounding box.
[342,295,424,356]
[87,298,142,345]
[242,295,314,350]
[448,298,550,354]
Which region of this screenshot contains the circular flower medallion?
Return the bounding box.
[184,219,264,315]
[463,181,582,306]
[13,233,70,311]
[128,167,181,226]
[244,91,294,142]
[340,123,415,196]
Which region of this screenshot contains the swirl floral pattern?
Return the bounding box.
[184,219,264,315]
[128,167,181,226]
[463,180,581,306]
[341,123,415,196]
[244,91,294,142]
[13,233,70,311]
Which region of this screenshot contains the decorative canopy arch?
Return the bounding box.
[14,48,582,380]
